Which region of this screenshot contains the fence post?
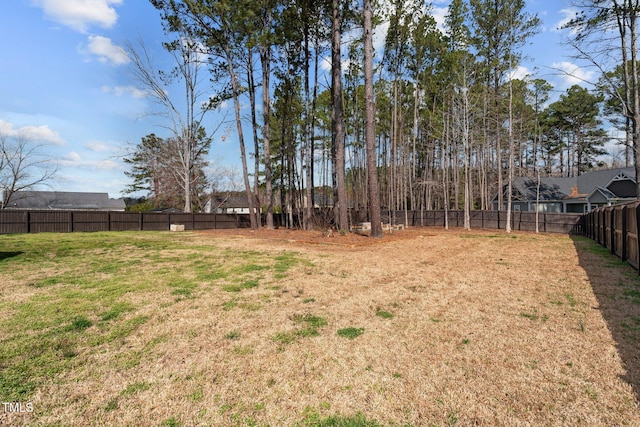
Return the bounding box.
[610,208,615,255]
[621,206,627,261]
[635,204,640,275]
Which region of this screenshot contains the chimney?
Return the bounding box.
[569,186,579,197]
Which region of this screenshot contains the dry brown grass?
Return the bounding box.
[3,228,640,426]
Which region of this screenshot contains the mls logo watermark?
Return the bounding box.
[2,402,33,413]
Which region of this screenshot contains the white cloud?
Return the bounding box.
[552,61,596,87]
[554,8,580,33]
[0,119,65,145]
[34,0,123,33]
[58,151,122,170]
[432,6,448,33]
[102,85,148,98]
[373,19,390,56]
[84,36,129,65]
[319,56,331,72]
[509,66,531,81]
[85,140,112,152]
[66,151,82,162]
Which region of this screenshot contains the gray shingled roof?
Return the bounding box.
[576,167,635,195]
[6,191,125,210]
[511,176,576,201]
[510,168,637,203]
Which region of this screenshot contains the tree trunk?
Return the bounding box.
[228,50,257,230]
[304,17,313,230]
[260,10,274,229]
[247,51,261,228]
[332,0,349,232]
[363,0,383,238]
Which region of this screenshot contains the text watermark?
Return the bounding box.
[2,402,33,413]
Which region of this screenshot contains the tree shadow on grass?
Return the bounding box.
[571,235,640,403]
[0,251,23,261]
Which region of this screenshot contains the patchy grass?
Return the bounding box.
[336,327,365,339]
[0,231,309,406]
[375,308,394,319]
[1,229,639,426]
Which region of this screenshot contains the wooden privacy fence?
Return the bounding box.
[583,202,640,271]
[0,209,583,235]
[360,210,584,234]
[0,210,256,234]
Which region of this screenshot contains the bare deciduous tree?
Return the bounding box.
[0,133,57,208]
[126,35,216,213]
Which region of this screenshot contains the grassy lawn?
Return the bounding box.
[0,229,639,426]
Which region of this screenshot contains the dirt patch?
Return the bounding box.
[195,226,434,248]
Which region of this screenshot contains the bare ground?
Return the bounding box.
[5,227,640,426]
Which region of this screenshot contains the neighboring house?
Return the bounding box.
[3,191,126,211]
[313,193,334,208]
[493,167,637,213]
[210,194,253,214]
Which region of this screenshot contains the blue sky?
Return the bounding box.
[0,1,588,198]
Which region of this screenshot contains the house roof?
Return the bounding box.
[5,191,125,210]
[511,176,576,202]
[508,167,637,204]
[212,194,251,209]
[576,167,635,195]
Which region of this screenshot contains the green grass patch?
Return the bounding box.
[160,417,182,427]
[273,314,328,345]
[68,315,92,331]
[337,327,364,339]
[622,288,640,304]
[565,293,577,307]
[299,410,382,426]
[100,302,133,322]
[520,312,539,321]
[121,381,152,396]
[375,309,394,319]
[292,313,327,329]
[224,330,241,340]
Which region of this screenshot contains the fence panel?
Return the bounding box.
[141,213,170,231]
[30,211,71,233]
[73,211,109,232]
[544,213,583,234]
[109,212,141,231]
[167,214,195,230]
[0,210,28,234]
[629,204,640,270]
[583,202,640,273]
[193,214,217,230]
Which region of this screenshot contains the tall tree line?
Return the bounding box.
[127,0,622,228]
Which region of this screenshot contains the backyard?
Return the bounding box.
[0,227,639,426]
